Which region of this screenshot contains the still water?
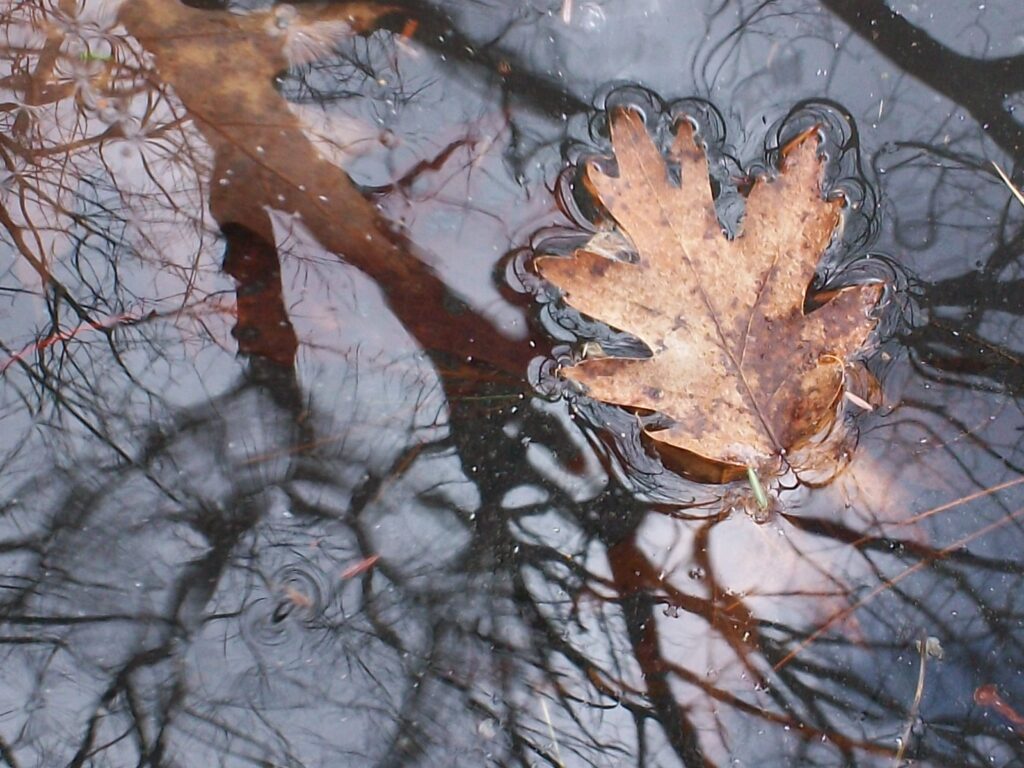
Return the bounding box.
[1,0,1024,765]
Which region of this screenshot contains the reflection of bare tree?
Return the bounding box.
[3,0,1024,766]
[821,0,1024,160]
[806,0,1024,414]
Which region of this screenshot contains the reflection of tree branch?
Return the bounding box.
[120,0,543,377]
[609,541,710,767]
[379,1,591,119]
[0,734,20,768]
[821,0,1024,159]
[0,196,99,326]
[5,1,1024,765]
[221,223,298,368]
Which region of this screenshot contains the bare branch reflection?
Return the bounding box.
[1,0,1024,766]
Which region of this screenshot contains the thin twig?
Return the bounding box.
[539,698,565,768]
[991,161,1024,208]
[893,635,928,765]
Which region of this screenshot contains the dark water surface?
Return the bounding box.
[2,1,1024,766]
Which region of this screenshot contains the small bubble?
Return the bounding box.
[577,2,606,30]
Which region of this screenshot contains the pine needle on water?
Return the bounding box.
[992,162,1024,208]
[540,698,565,768]
[747,466,769,511]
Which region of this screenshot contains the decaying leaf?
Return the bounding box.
[536,108,881,482]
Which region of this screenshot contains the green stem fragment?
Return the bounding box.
[746,465,768,511]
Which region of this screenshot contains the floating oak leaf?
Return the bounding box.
[536,108,881,482]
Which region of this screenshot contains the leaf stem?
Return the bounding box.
[746,466,768,511]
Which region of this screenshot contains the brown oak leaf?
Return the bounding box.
[536,108,881,482]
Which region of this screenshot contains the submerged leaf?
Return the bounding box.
[536,109,881,481]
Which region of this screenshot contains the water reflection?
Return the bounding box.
[1,0,1024,766]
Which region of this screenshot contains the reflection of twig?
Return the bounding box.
[821,0,1024,159]
[893,634,927,765]
[0,731,20,768]
[992,162,1024,209]
[774,504,1024,672]
[0,309,151,375]
[901,474,1024,526]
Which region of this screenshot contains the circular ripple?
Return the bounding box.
[241,564,327,647]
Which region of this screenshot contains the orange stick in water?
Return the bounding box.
[400,19,418,39]
[341,555,380,579]
[974,684,1024,733]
